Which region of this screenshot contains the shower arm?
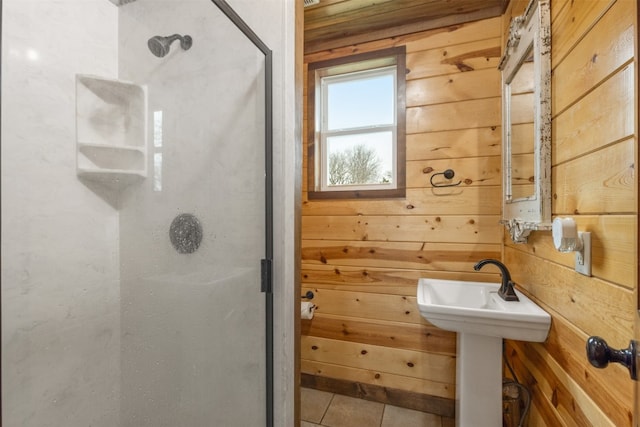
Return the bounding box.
[164,34,192,50]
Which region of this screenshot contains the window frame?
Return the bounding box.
[307,47,406,200]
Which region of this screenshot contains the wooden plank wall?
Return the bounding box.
[502,0,637,426]
[301,16,506,410]
[302,1,636,425]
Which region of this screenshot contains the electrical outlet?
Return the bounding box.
[575,231,591,276]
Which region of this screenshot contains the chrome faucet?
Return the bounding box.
[473,259,520,302]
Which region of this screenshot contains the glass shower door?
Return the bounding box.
[116,1,270,425]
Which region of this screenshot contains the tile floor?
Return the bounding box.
[301,387,455,427]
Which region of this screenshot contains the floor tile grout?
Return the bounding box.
[302,387,452,427]
[319,392,335,426]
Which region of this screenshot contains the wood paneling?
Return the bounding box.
[300,313,456,353]
[500,1,637,426]
[406,97,501,134]
[302,14,504,412]
[303,0,506,54]
[303,187,502,216]
[406,38,502,80]
[506,215,636,289]
[302,264,500,294]
[406,68,501,106]
[406,126,501,160]
[551,0,615,66]
[301,2,637,425]
[300,359,455,398]
[551,0,634,115]
[301,240,501,270]
[552,137,635,214]
[505,247,634,347]
[407,156,502,188]
[553,62,634,165]
[505,308,633,427]
[301,373,456,417]
[301,335,456,382]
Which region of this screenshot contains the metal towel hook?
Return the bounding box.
[430,169,462,188]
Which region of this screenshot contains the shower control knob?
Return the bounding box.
[586,336,637,380]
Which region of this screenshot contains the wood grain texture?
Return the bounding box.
[300,287,425,324]
[505,215,636,289]
[505,247,634,347]
[551,0,634,115]
[301,240,501,270]
[406,68,500,107]
[304,187,502,216]
[300,359,455,399]
[551,0,615,66]
[300,313,456,354]
[553,62,634,165]
[406,97,501,134]
[302,215,502,243]
[301,264,500,294]
[406,126,501,160]
[523,309,633,427]
[302,14,504,409]
[406,38,502,80]
[303,0,505,54]
[301,2,637,424]
[552,137,635,215]
[506,340,615,427]
[301,335,456,382]
[407,156,501,188]
[301,373,455,417]
[405,16,502,53]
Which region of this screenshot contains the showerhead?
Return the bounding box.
[147,34,193,58]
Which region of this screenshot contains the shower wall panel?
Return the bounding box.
[1,1,121,426]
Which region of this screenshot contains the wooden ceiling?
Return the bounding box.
[304,0,508,53]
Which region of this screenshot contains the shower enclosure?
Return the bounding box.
[1,0,291,425]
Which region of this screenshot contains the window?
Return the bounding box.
[307,47,406,199]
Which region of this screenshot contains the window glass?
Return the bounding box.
[307,47,406,199]
[325,131,393,187]
[326,71,394,130]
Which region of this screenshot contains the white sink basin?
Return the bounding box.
[417,278,551,342]
[418,277,551,426]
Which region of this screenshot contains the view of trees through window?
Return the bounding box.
[307,46,406,198]
[328,144,390,185]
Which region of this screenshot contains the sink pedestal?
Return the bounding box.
[417,277,552,426]
[457,333,503,427]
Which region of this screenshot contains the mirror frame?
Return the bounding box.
[499,0,552,243]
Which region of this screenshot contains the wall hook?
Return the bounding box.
[430,169,462,188]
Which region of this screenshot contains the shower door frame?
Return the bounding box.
[210,1,274,426]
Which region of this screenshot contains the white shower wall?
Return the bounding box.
[1,1,121,426]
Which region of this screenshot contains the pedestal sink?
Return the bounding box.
[417,278,551,427]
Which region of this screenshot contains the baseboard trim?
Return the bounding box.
[300,373,455,418]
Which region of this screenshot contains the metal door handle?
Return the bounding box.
[586,336,637,380]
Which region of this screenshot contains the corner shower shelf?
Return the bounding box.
[76,74,147,189]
